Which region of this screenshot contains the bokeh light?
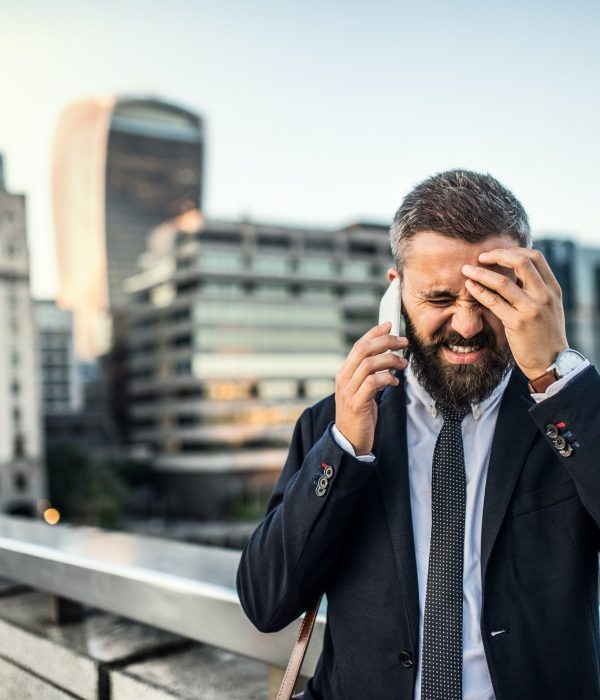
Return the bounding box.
[43,508,60,525]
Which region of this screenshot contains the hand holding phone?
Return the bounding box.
[334,315,408,456]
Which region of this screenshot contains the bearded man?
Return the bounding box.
[237,170,599,700]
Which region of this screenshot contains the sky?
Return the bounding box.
[1,0,600,298]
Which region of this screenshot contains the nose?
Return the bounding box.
[450,304,484,339]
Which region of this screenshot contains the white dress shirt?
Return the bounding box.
[332,358,590,699]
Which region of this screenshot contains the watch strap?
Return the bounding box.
[527,349,588,394]
[527,367,558,394]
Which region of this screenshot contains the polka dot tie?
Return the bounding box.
[421,403,469,700]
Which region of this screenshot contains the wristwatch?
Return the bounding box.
[527,349,587,393]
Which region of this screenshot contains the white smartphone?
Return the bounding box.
[378,277,405,357]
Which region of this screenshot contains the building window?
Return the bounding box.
[342,260,372,279]
[344,288,378,303]
[349,240,377,256]
[177,415,200,427]
[14,473,27,492]
[192,300,340,327]
[345,308,376,323]
[257,379,298,400]
[13,433,25,458]
[203,380,253,401]
[251,255,292,275]
[305,378,335,399]
[254,284,290,299]
[198,251,244,272]
[174,359,191,375]
[297,258,336,277]
[201,281,244,298]
[300,286,335,300]
[198,231,242,246]
[304,238,334,253]
[194,326,343,352]
[257,234,290,249]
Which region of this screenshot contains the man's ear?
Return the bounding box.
[387,267,400,284]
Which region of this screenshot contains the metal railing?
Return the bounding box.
[0,515,324,674]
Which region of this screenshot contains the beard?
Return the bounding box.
[403,309,514,413]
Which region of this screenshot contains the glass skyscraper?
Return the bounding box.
[53,96,204,360]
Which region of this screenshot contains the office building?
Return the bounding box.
[0,157,46,514]
[34,300,82,415]
[33,301,123,452]
[535,238,600,363]
[124,213,393,516]
[53,95,204,360]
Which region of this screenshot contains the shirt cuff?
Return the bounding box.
[331,424,376,462]
[530,359,591,403]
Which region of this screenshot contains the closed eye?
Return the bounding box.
[428,299,453,306]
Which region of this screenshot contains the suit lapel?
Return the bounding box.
[374,374,420,649]
[480,368,538,581]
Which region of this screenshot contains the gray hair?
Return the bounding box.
[389,169,531,268]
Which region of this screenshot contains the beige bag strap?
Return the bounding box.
[276,598,322,700]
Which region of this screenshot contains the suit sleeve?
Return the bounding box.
[236,406,377,633]
[528,365,600,527]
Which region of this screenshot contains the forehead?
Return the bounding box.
[402,231,515,289]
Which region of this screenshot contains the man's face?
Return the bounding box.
[388,231,517,411]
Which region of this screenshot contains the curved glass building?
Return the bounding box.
[53,96,204,360]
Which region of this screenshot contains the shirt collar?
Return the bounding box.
[404,356,513,421]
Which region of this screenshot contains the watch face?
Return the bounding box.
[556,350,585,377]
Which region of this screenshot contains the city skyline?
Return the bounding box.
[2,0,600,299]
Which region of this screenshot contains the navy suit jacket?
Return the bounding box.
[237,366,600,699]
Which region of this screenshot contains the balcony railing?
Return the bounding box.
[0,514,324,677]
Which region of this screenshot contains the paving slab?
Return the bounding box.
[0,591,186,699]
[110,644,269,700]
[0,654,76,700]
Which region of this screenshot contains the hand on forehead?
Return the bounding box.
[402,232,518,296]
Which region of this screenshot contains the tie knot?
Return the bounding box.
[437,403,469,423]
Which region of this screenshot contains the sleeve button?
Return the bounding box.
[553,436,567,450]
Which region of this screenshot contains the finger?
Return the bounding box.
[477,248,559,291]
[353,367,401,406]
[464,279,519,325]
[338,323,392,380]
[347,352,408,395]
[476,249,547,294]
[340,327,408,380]
[462,264,533,309]
[342,333,407,381]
